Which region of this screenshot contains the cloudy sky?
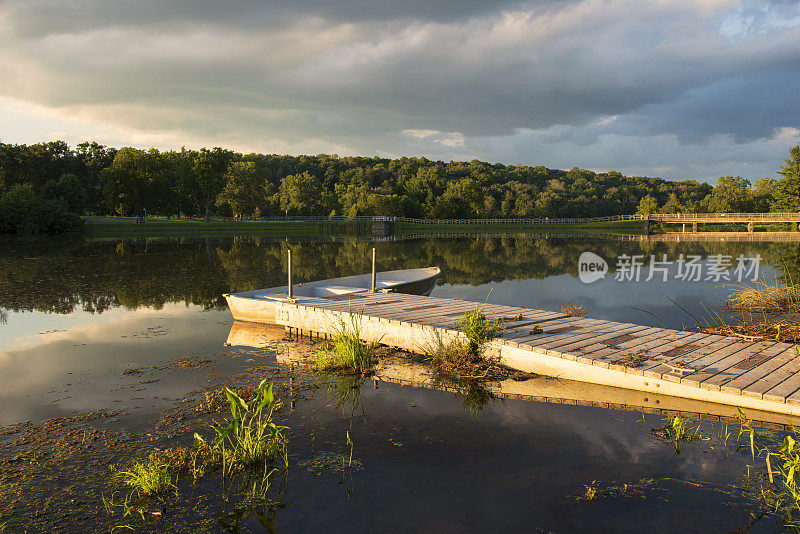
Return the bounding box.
[1,0,799,182]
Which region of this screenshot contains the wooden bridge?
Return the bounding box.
[272,291,800,418]
[647,212,800,233]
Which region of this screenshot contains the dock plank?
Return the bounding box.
[273,289,800,416]
[696,342,782,391]
[731,346,800,398]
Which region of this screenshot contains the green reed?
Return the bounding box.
[316,310,378,372]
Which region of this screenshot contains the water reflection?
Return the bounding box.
[2,234,797,322]
[227,321,800,430]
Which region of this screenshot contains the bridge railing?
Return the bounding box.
[648,212,800,221]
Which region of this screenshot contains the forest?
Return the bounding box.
[0,140,798,233]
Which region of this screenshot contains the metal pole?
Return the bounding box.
[287,249,293,300]
[371,247,377,292]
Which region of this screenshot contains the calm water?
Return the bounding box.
[2,234,799,531]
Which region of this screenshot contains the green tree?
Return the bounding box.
[751,178,778,212]
[0,182,82,234]
[775,144,800,211]
[100,148,168,221]
[278,171,327,215]
[708,175,752,212]
[41,173,88,213]
[659,192,683,214]
[217,162,263,218]
[637,195,659,215]
[191,147,234,221]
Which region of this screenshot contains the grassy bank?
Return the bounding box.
[392,219,646,235]
[85,216,647,238]
[85,216,371,238]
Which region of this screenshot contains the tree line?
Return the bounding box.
[0,140,798,233]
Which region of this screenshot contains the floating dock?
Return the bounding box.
[270,291,800,418]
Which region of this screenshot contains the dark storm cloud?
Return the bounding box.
[0,0,798,180]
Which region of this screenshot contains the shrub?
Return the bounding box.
[456,306,505,354]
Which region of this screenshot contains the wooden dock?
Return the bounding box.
[272,291,800,417]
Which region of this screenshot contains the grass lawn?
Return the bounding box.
[84,216,371,238]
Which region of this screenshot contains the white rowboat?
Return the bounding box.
[223,267,440,324]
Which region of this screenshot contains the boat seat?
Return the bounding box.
[378,280,404,288]
[312,286,366,297]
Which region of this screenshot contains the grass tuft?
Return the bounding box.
[118,461,174,496]
[650,415,709,454]
[726,279,800,315]
[316,310,378,373]
[456,306,505,354]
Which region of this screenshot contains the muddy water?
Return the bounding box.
[1,234,798,532]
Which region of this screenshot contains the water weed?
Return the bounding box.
[196,379,288,475]
[456,306,505,354]
[651,415,710,454]
[316,310,378,373]
[118,460,174,496]
[576,478,660,502]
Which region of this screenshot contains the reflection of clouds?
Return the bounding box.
[364,380,744,480]
[0,307,232,426]
[1,302,207,353]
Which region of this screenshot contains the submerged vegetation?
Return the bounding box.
[119,460,175,496]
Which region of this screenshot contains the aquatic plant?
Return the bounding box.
[650,415,709,454]
[195,379,288,475]
[582,482,597,502]
[301,433,361,475]
[561,300,587,317]
[456,306,505,354]
[576,478,658,502]
[316,310,378,373]
[118,460,174,496]
[726,274,800,315]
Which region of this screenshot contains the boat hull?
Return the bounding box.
[224,267,439,324]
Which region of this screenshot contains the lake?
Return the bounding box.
[1,233,798,532]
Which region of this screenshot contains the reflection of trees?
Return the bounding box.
[1,236,798,315]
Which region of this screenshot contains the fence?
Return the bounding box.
[104,212,800,224]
